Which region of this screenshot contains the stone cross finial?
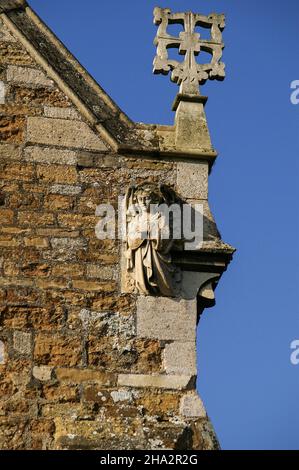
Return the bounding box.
[153,7,225,95]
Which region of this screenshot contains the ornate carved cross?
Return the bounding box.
[153,7,225,95]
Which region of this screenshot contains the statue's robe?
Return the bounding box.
[127,210,176,296]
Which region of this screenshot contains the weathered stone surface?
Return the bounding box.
[0,143,21,160]
[0,19,17,42]
[55,368,116,385]
[86,336,161,373]
[42,384,79,403]
[24,146,77,165]
[0,305,64,330]
[13,85,69,107]
[32,365,53,382]
[49,184,82,195]
[7,65,53,87]
[86,264,116,280]
[0,1,27,13]
[27,117,107,151]
[0,340,5,364]
[177,162,208,199]
[51,263,84,278]
[37,165,77,184]
[136,390,180,417]
[44,194,74,211]
[77,151,118,168]
[13,330,31,355]
[44,106,81,120]
[137,297,197,341]
[72,280,116,292]
[0,115,25,143]
[34,334,82,366]
[0,104,42,116]
[36,228,80,238]
[180,394,207,418]
[0,235,20,247]
[164,342,197,375]
[0,208,14,225]
[36,278,69,290]
[24,237,49,248]
[18,211,54,226]
[118,374,193,390]
[110,390,133,403]
[1,163,34,181]
[0,42,34,65]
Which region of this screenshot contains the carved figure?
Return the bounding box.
[125,183,179,296]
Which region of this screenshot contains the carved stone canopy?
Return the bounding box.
[153,7,225,95]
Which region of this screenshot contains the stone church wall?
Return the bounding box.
[0,16,218,450]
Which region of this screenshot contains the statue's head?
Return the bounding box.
[134,183,162,212]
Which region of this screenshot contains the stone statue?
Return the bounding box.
[125,183,180,297]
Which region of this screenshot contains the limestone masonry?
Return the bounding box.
[0,1,234,450]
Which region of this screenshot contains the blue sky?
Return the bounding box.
[29,0,299,450]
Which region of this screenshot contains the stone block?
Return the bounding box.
[18,211,54,227]
[110,390,133,403]
[24,146,77,165]
[37,165,77,184]
[118,374,193,390]
[36,279,69,290]
[0,340,5,364]
[33,366,52,382]
[44,106,81,120]
[1,163,34,181]
[0,208,14,225]
[27,117,107,151]
[72,280,116,292]
[86,264,116,280]
[0,143,21,160]
[180,393,207,418]
[13,85,69,107]
[77,151,119,168]
[0,19,17,42]
[46,237,86,262]
[6,65,53,87]
[24,237,49,248]
[50,184,82,196]
[163,342,197,375]
[55,368,116,385]
[137,296,197,341]
[0,236,20,247]
[177,161,208,199]
[34,334,82,366]
[44,195,73,211]
[0,42,34,66]
[13,330,31,355]
[0,116,25,143]
[51,263,84,278]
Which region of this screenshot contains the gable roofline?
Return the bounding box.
[1,1,218,165]
[0,0,27,13]
[1,0,144,151]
